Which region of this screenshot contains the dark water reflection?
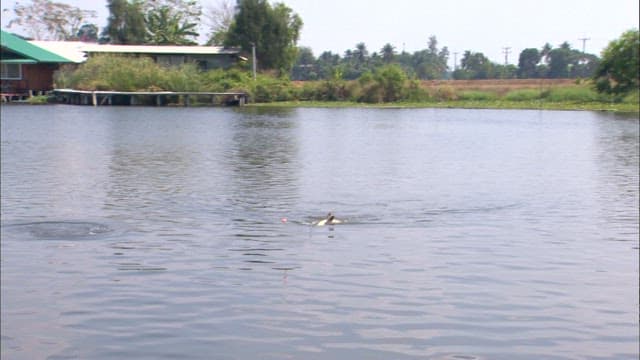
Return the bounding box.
[1,105,638,359]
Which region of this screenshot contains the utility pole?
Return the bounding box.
[453,52,458,70]
[251,42,256,81]
[578,37,590,53]
[502,47,511,65]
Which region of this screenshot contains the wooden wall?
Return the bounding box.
[1,63,58,93]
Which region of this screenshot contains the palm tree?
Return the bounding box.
[145,6,198,45]
[540,43,552,64]
[354,42,368,66]
[381,43,395,63]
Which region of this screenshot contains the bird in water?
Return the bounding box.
[314,212,343,226]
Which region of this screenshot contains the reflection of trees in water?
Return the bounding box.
[594,114,639,234]
[224,111,301,270]
[103,114,204,218]
[228,111,301,214]
[106,148,192,212]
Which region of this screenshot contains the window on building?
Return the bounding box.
[156,55,185,67]
[196,60,208,71]
[1,63,22,80]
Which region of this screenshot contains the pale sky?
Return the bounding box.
[2,0,638,67]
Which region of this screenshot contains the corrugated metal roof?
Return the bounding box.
[1,31,74,63]
[29,41,88,63]
[81,44,240,55]
[27,41,241,64]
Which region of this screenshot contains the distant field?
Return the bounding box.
[419,79,578,95]
[272,78,639,112]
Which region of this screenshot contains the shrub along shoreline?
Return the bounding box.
[51,55,639,113]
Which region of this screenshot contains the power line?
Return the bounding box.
[502,47,511,65]
[578,37,590,53]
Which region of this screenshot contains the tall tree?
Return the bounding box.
[412,36,449,79]
[145,6,199,45]
[76,24,99,42]
[204,0,235,45]
[454,51,493,79]
[224,0,303,72]
[354,42,369,66]
[340,44,370,79]
[381,43,395,64]
[102,0,146,44]
[142,0,201,24]
[316,51,340,79]
[540,43,552,63]
[593,29,639,95]
[517,48,541,78]
[7,0,96,40]
[291,46,317,80]
[547,42,574,78]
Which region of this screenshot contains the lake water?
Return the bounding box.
[1,105,638,360]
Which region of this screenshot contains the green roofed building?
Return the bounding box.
[2,30,243,98]
[1,30,74,95]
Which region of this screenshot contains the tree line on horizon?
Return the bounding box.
[291,38,600,81]
[5,0,601,80]
[5,0,637,94]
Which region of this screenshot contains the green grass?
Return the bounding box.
[621,89,639,104]
[458,90,499,101]
[251,99,640,113]
[544,86,602,102]
[26,95,51,105]
[504,89,542,101]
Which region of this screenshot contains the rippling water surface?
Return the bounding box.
[1,105,638,359]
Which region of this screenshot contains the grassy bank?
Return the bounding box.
[53,55,639,112]
[249,99,639,113]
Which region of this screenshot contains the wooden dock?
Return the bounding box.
[52,89,249,107]
[1,92,31,103]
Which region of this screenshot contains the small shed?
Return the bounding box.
[1,30,74,95]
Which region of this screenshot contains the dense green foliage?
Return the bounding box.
[102,0,147,44]
[546,42,599,78]
[292,38,598,82]
[76,24,99,42]
[293,38,450,81]
[145,6,198,45]
[593,29,640,95]
[453,51,493,79]
[53,54,639,112]
[102,0,201,45]
[517,48,541,78]
[223,0,302,73]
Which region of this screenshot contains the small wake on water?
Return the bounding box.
[416,202,524,218]
[1,220,118,240]
[289,202,524,228]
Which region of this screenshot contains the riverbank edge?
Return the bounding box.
[248,100,640,113]
[9,94,639,114]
